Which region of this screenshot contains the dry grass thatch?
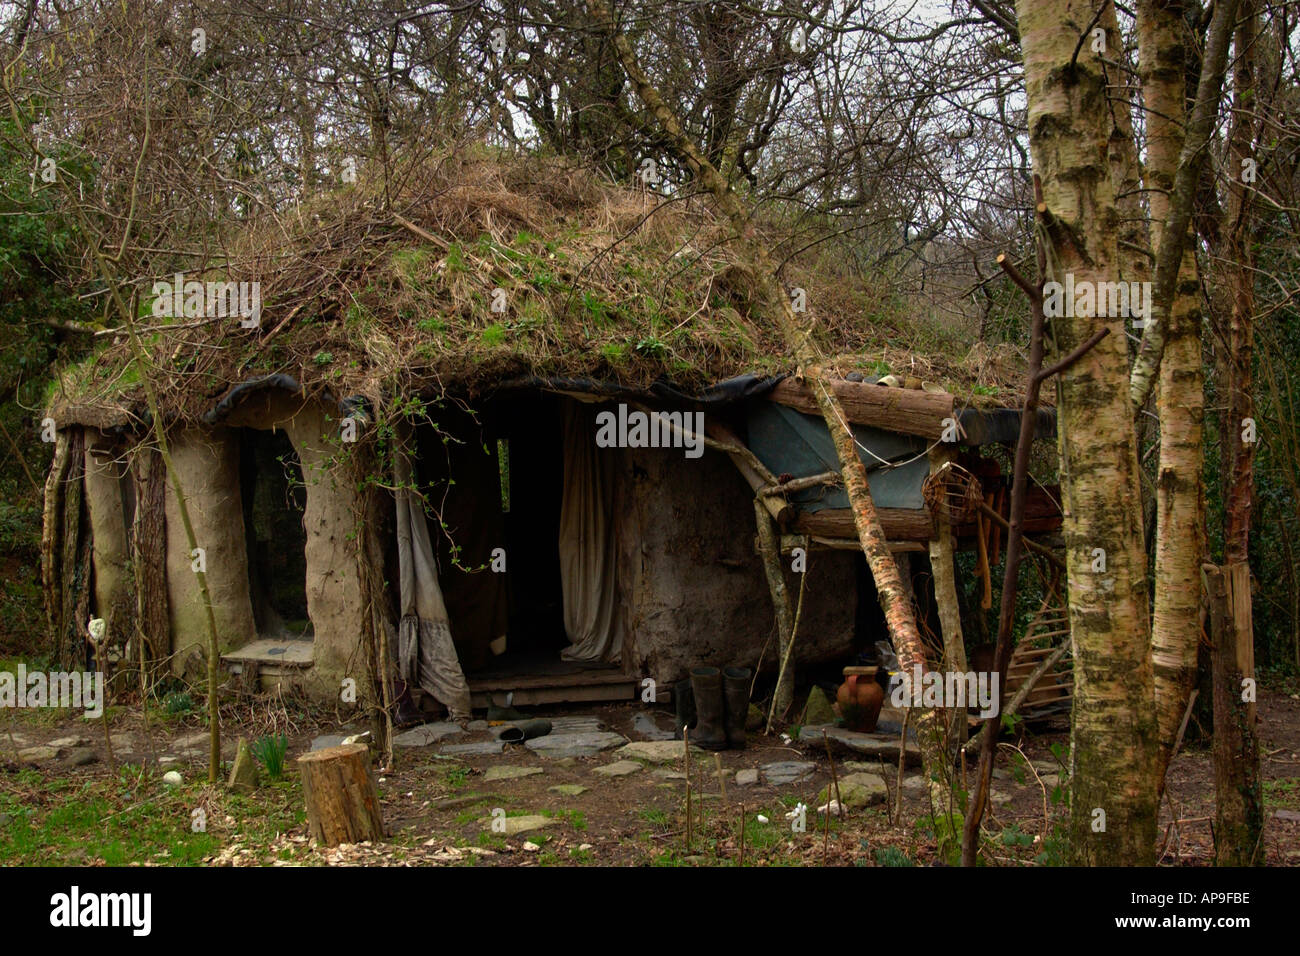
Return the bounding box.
[50,149,1033,428]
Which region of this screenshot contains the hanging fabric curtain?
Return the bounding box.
[393,424,472,719]
[558,400,621,663]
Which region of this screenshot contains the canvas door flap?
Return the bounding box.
[394,433,471,718]
[558,400,621,663]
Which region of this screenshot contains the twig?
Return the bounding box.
[684,725,692,853]
[1035,328,1110,383]
[738,802,746,866]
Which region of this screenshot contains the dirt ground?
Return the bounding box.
[3,684,1298,866]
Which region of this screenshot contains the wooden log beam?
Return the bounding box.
[791,507,935,541]
[777,535,925,554]
[768,378,955,439]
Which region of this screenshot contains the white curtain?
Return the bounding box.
[559,400,621,663]
[394,429,472,718]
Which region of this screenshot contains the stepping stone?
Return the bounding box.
[443,741,505,756]
[843,761,888,774]
[174,732,209,751]
[593,760,642,778]
[395,722,465,748]
[653,770,686,780]
[49,736,89,749]
[549,716,606,734]
[66,748,98,767]
[480,814,553,835]
[735,769,759,786]
[548,784,589,796]
[632,712,675,741]
[1274,809,1300,823]
[484,765,543,782]
[798,724,921,766]
[467,720,489,732]
[311,734,347,751]
[901,775,928,792]
[616,741,700,764]
[18,745,58,763]
[761,761,814,786]
[525,732,625,759]
[818,772,887,809]
[990,790,1012,806]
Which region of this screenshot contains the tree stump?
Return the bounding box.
[298,743,385,847]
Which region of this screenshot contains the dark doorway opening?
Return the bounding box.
[238,428,311,640]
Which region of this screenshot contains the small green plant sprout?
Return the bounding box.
[163,691,195,715]
[251,733,289,780]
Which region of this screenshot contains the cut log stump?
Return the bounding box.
[298,743,385,847]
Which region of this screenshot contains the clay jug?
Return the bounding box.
[836,666,885,732]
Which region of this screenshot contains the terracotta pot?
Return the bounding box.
[836,667,885,732]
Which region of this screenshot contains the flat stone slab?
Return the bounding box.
[548,784,589,796]
[632,712,675,741]
[480,814,554,835]
[799,724,921,766]
[442,741,505,756]
[548,716,606,734]
[395,722,465,748]
[762,761,815,786]
[901,775,929,792]
[66,747,98,767]
[818,772,887,809]
[18,745,58,763]
[49,736,89,749]
[467,720,489,732]
[616,741,701,764]
[735,769,759,786]
[525,731,624,759]
[483,765,544,782]
[593,760,643,778]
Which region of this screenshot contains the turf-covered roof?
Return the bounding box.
[49,151,1035,430]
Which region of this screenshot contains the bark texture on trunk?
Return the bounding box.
[1137,0,1209,768]
[1213,0,1263,863]
[1015,0,1160,864]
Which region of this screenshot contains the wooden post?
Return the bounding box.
[928,447,968,746]
[1204,563,1263,865]
[755,498,795,728]
[298,743,386,847]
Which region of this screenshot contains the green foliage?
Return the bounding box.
[163,691,196,716]
[250,733,289,780]
[873,845,915,867]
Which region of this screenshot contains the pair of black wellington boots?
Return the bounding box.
[673,665,752,750]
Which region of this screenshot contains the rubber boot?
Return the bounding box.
[494,719,553,743]
[690,667,728,751]
[673,677,696,740]
[723,666,753,750]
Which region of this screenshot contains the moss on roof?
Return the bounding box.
[50,151,1033,429]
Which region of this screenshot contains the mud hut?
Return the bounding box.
[42,153,1062,719]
